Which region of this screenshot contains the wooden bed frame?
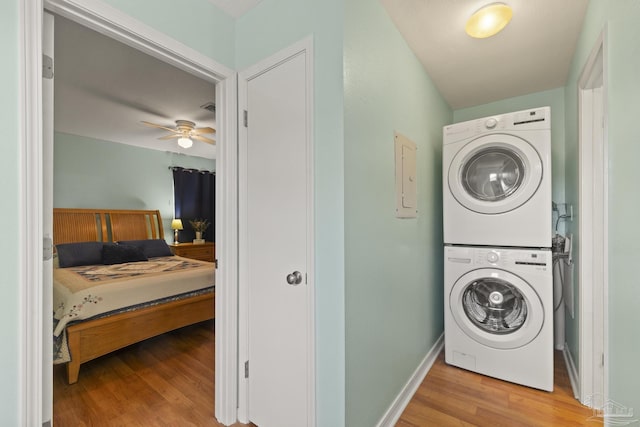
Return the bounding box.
[53,208,215,384]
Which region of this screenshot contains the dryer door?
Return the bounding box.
[449,268,544,349]
[448,134,543,214]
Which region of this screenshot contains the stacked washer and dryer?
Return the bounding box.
[442,107,554,391]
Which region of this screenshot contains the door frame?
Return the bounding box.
[237,37,316,425]
[18,0,239,424]
[577,27,608,407]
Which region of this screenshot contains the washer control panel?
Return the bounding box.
[445,246,550,271]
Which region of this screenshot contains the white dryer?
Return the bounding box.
[443,107,552,247]
[444,245,553,391]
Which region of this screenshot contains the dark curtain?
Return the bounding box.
[172,167,215,242]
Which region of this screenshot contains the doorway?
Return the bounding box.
[577,28,608,407]
[21,1,238,424]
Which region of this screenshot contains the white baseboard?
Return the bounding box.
[563,343,580,400]
[375,333,444,427]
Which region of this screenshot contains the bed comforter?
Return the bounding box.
[53,255,215,337]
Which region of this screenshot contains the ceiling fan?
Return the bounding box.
[141,120,216,148]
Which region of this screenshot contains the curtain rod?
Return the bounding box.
[168,166,215,175]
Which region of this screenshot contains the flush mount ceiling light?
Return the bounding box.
[465,3,513,39]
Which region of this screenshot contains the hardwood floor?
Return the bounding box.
[55,323,597,426]
[398,350,600,426]
[53,320,252,427]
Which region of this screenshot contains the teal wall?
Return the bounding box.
[344,0,451,425]
[236,1,346,425]
[454,87,566,218]
[101,0,235,69]
[564,0,640,414]
[54,132,215,242]
[1,0,20,424]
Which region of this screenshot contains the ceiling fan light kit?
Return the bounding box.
[178,137,193,148]
[141,119,216,149]
[465,2,513,39]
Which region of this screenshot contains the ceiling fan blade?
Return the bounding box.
[158,134,181,140]
[192,127,216,135]
[141,121,181,134]
[192,134,216,145]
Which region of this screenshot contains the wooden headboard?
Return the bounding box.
[53,208,164,245]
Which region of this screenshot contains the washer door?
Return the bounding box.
[449,268,544,349]
[448,134,543,214]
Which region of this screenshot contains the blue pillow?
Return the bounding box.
[56,242,104,268]
[117,239,173,258]
[102,243,148,265]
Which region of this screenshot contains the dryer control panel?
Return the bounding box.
[446,246,550,271]
[443,106,550,144]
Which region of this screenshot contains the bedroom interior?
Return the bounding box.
[51,14,219,423]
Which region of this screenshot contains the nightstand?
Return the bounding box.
[171,242,215,263]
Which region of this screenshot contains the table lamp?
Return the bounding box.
[171,219,183,244]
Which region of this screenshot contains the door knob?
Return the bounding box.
[286,271,303,285]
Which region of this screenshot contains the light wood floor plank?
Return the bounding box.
[55,321,598,426]
[398,350,599,426]
[53,320,252,427]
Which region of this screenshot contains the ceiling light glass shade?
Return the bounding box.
[465,3,513,39]
[178,137,193,148]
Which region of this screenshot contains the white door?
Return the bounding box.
[42,11,55,425]
[239,39,314,427]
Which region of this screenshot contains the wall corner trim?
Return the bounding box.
[375,333,445,427]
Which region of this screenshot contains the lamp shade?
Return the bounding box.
[465,3,513,39]
[178,137,193,148]
[171,219,184,230]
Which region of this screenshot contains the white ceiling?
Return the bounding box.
[54,1,589,156]
[54,16,217,159]
[381,0,589,109]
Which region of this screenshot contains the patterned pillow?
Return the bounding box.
[102,243,148,265]
[56,241,104,268]
[117,239,174,258]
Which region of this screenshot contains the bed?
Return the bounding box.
[52,208,215,384]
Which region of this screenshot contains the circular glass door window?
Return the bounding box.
[447,134,543,215]
[462,277,527,334]
[461,148,525,202]
[449,268,544,349]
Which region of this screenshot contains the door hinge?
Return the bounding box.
[243,110,248,127]
[43,236,53,261]
[214,258,218,269]
[244,360,249,378]
[42,54,54,79]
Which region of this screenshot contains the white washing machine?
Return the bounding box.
[443,107,552,248]
[444,245,554,391]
